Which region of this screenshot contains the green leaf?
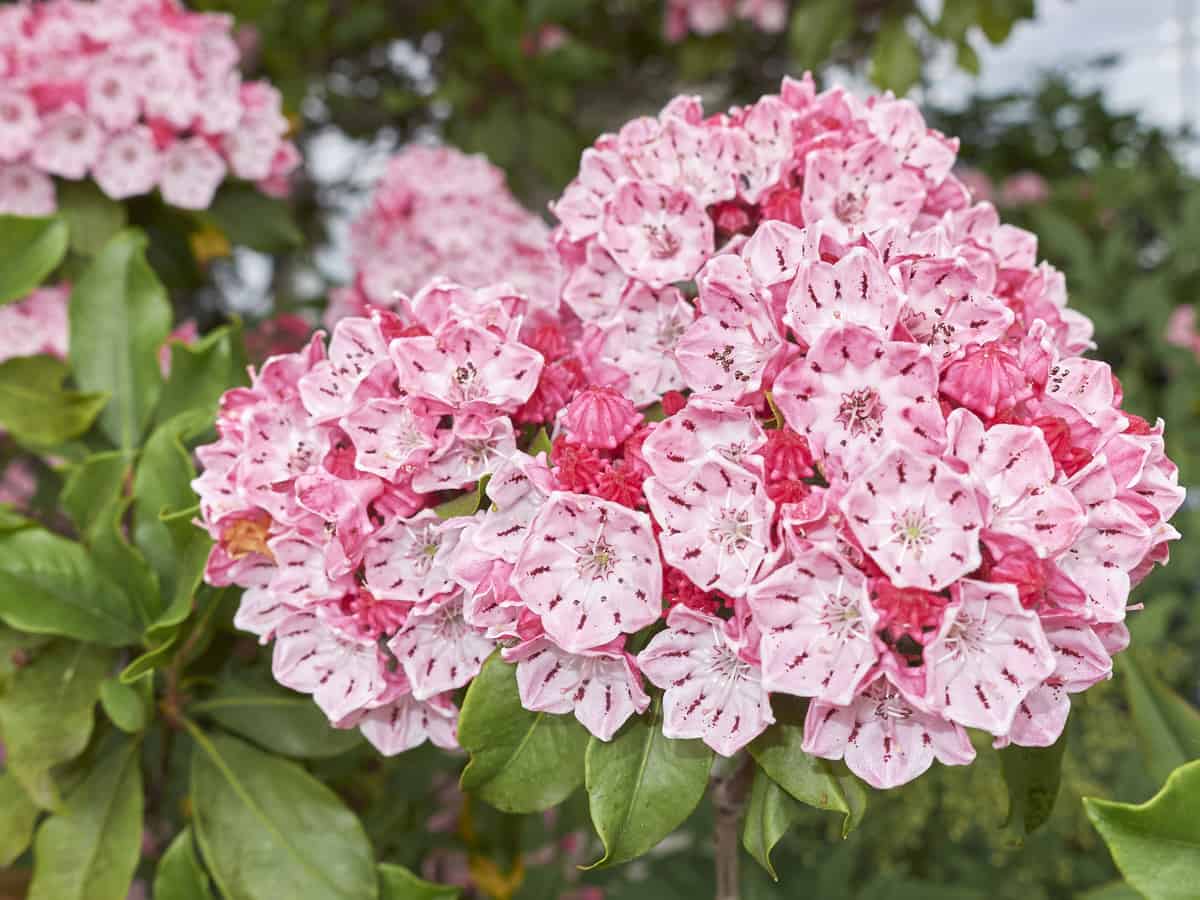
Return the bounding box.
[27,738,143,900]
[1075,882,1144,900]
[0,528,141,647]
[742,767,802,880]
[528,427,553,457]
[788,0,852,70]
[747,697,865,836]
[0,772,38,867]
[999,736,1067,835]
[583,697,712,867]
[1085,759,1200,900]
[434,476,490,519]
[60,451,130,534]
[976,0,1035,44]
[458,653,588,813]
[57,182,127,259]
[0,215,68,306]
[153,828,215,900]
[189,728,378,900]
[68,229,171,448]
[0,641,112,809]
[1119,651,1200,784]
[870,16,922,95]
[0,356,109,447]
[378,863,460,900]
[155,322,249,425]
[205,187,303,253]
[133,410,213,604]
[98,678,146,734]
[191,674,362,759]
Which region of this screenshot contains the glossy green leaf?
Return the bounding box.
[583,697,712,867]
[0,772,38,867]
[528,427,553,457]
[742,767,802,881]
[133,410,213,604]
[1075,883,1144,900]
[0,215,68,306]
[60,451,129,534]
[205,186,303,253]
[1119,651,1200,784]
[0,528,141,647]
[155,322,249,425]
[57,181,127,258]
[87,495,162,627]
[747,697,865,836]
[189,728,378,900]
[788,0,852,70]
[68,229,171,448]
[0,356,109,447]
[458,653,588,813]
[378,863,460,900]
[870,15,922,95]
[27,738,143,900]
[153,827,215,900]
[191,675,362,759]
[999,736,1067,835]
[435,475,490,519]
[1085,759,1200,900]
[99,678,146,734]
[0,641,112,809]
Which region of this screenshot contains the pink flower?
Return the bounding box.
[600,180,714,288]
[801,140,926,242]
[272,611,385,724]
[356,693,459,755]
[0,284,69,362]
[0,163,56,215]
[158,137,226,210]
[504,636,650,740]
[638,606,775,755]
[362,511,464,607]
[803,673,976,789]
[388,596,494,699]
[773,326,945,483]
[841,446,983,591]
[785,245,903,344]
[747,549,878,704]
[645,456,773,596]
[924,580,1055,733]
[511,492,662,652]
[93,127,161,199]
[0,89,38,161]
[1000,171,1050,207]
[33,105,102,179]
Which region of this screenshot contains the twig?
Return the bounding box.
[712,755,754,900]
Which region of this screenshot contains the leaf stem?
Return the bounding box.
[712,754,754,900]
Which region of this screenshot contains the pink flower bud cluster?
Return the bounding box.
[0,0,299,215]
[324,145,560,328]
[664,0,787,41]
[196,78,1183,791]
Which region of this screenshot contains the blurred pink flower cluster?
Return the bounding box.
[0,284,70,364]
[0,0,299,215]
[664,0,787,41]
[325,146,560,327]
[197,77,1183,790]
[1166,305,1200,359]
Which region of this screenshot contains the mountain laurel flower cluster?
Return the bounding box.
[325,145,560,327]
[0,0,299,215]
[197,77,1183,790]
[663,0,788,41]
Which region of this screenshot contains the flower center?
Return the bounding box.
[819,593,865,642]
[836,387,885,436]
[709,641,749,681]
[709,506,754,555]
[890,507,938,559]
[644,223,681,259]
[834,191,866,225]
[576,535,618,581]
[222,513,274,560]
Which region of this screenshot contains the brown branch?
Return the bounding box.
[712,755,754,900]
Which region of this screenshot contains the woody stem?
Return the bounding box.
[712,754,754,900]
